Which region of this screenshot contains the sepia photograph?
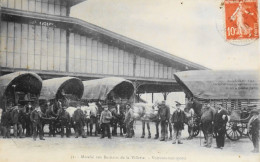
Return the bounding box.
[0,0,259,162]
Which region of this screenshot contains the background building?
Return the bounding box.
[0,0,208,102]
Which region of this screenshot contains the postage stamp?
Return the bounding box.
[224,0,259,41]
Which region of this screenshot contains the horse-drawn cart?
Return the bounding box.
[174,70,260,141]
[82,77,135,136]
[39,77,84,135]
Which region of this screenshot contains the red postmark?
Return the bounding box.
[225,0,259,40]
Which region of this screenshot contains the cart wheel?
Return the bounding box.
[225,122,242,141]
[247,116,254,141]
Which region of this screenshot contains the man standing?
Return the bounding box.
[11,105,23,138]
[124,103,134,138]
[1,106,12,138]
[73,104,86,138]
[24,101,33,137]
[214,104,228,149]
[100,105,112,139]
[171,102,186,144]
[201,101,215,148]
[158,100,170,141]
[45,101,57,137]
[57,104,71,138]
[249,108,259,153]
[30,105,45,141]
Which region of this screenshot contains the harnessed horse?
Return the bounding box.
[81,103,99,136]
[130,103,160,138]
[110,104,126,136]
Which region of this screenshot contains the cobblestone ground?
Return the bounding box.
[0,121,259,162]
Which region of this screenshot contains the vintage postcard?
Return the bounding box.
[0,0,259,162]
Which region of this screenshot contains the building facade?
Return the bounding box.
[0,0,207,97]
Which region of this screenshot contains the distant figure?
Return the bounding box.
[171,102,186,144]
[124,103,134,138]
[249,108,259,153]
[231,1,254,37]
[100,105,112,139]
[214,104,228,149]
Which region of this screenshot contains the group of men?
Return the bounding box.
[0,99,259,153]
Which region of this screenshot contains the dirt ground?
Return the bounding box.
[0,121,259,162]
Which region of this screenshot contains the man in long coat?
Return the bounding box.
[201,101,215,148]
[214,104,228,149]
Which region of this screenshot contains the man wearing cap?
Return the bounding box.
[171,102,186,144]
[73,104,86,138]
[124,103,134,138]
[201,101,215,148]
[249,107,259,153]
[100,105,112,139]
[158,100,171,141]
[214,103,228,149]
[57,104,71,138]
[11,105,24,138]
[30,104,45,141]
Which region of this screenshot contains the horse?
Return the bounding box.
[110,104,126,136]
[81,103,99,136]
[130,103,160,138]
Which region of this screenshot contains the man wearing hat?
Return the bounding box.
[158,100,171,141]
[124,103,134,138]
[201,101,215,148]
[249,106,259,153]
[214,103,228,149]
[30,104,45,141]
[171,101,186,144]
[100,105,112,139]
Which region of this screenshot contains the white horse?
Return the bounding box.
[130,103,159,138]
[81,103,99,136]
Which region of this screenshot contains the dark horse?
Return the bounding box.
[184,98,204,137]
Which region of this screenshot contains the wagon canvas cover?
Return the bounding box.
[82,77,134,101]
[0,71,42,103]
[39,77,84,100]
[174,70,260,100]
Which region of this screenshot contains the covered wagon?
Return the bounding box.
[0,71,42,109]
[174,70,260,141]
